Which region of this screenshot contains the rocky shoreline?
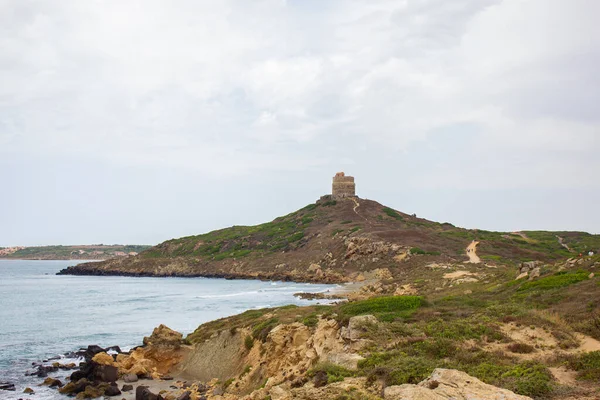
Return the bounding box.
[56,264,350,285]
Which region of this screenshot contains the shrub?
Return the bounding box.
[244,335,254,351]
[383,207,404,221]
[339,296,424,320]
[567,351,600,380]
[302,313,319,327]
[518,271,589,292]
[252,318,279,342]
[308,363,354,384]
[507,342,535,354]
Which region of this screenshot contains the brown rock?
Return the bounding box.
[122,384,134,392]
[92,352,116,366]
[383,368,532,400]
[142,325,183,349]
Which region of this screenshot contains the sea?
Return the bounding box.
[0,260,337,399]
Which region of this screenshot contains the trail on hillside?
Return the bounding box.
[466,240,481,263]
[351,197,369,223]
[556,235,572,252]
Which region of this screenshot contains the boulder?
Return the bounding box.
[176,391,191,400]
[0,382,15,391]
[528,267,541,280]
[124,373,139,383]
[341,315,378,341]
[95,364,119,382]
[383,368,532,400]
[325,352,365,370]
[23,387,35,394]
[136,385,160,400]
[92,352,115,366]
[104,383,121,396]
[41,377,63,387]
[143,324,183,349]
[122,384,134,392]
[59,378,90,395]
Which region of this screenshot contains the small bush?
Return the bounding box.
[244,335,254,350]
[308,363,354,384]
[383,207,404,221]
[252,318,279,342]
[507,342,535,354]
[302,313,319,327]
[322,200,337,207]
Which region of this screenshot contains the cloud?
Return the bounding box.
[0,0,598,188]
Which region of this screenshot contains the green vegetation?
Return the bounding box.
[308,363,354,384]
[301,313,319,327]
[518,271,590,292]
[382,207,404,221]
[566,351,600,380]
[244,335,254,351]
[252,317,279,342]
[410,247,441,256]
[339,296,424,322]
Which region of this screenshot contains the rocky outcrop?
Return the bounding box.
[383,368,532,400]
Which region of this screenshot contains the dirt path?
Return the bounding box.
[556,235,572,252]
[350,197,369,222]
[466,240,481,264]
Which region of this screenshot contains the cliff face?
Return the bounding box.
[57,196,600,282]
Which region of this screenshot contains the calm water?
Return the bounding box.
[0,260,336,399]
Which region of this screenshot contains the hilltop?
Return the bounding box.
[0,244,151,260]
[57,195,600,282]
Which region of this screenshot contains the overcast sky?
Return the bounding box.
[1,0,599,246]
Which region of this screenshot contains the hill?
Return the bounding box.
[57,196,600,281]
[0,244,151,260]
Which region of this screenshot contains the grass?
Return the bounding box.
[518,271,590,291]
[308,363,354,384]
[339,296,424,323]
[382,207,404,221]
[566,351,600,380]
[252,318,279,342]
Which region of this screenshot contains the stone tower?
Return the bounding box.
[332,172,356,198]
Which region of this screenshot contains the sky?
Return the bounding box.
[1,0,599,246]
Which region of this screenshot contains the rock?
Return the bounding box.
[59,378,90,395]
[80,345,106,361]
[590,272,595,279]
[122,384,134,392]
[41,377,63,387]
[124,373,139,383]
[394,284,417,296]
[270,385,293,400]
[161,375,173,380]
[528,267,541,280]
[341,315,378,341]
[74,383,108,399]
[136,386,161,400]
[92,352,116,366]
[325,352,365,370]
[313,370,328,388]
[104,383,122,396]
[96,365,119,382]
[212,387,224,396]
[23,387,34,394]
[176,392,191,400]
[105,345,122,354]
[383,368,532,400]
[142,324,183,349]
[0,382,16,391]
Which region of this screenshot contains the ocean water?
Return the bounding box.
[0,260,336,399]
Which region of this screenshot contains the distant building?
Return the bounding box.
[332,172,356,199]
